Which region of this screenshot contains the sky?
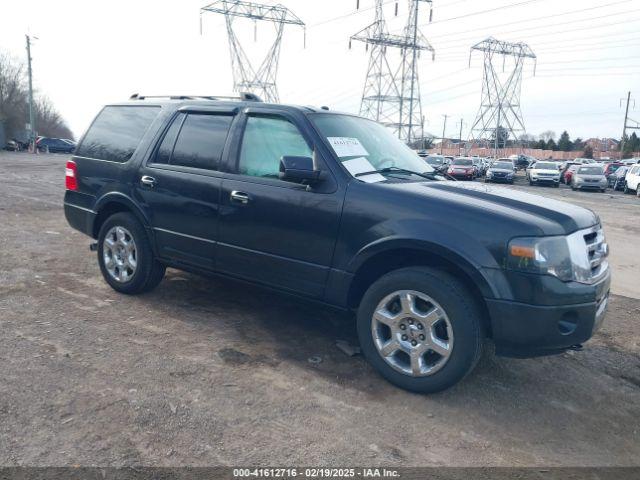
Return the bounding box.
[1,0,638,141]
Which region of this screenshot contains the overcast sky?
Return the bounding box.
[1,0,638,141]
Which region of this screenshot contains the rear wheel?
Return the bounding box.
[97,212,165,294]
[624,183,630,194]
[357,267,484,393]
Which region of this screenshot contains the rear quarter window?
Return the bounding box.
[76,106,160,162]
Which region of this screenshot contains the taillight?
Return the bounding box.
[65,160,78,190]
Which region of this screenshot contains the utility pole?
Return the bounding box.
[200,1,305,103]
[468,37,536,156]
[620,91,632,154]
[458,118,464,155]
[440,114,449,155]
[351,0,434,144]
[25,34,36,153]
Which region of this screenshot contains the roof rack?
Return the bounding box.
[129,92,263,102]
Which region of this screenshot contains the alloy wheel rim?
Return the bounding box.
[371,290,454,377]
[103,226,137,283]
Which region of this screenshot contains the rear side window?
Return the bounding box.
[77,106,160,162]
[152,113,233,170]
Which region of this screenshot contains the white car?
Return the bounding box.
[623,164,640,195]
[527,161,561,187]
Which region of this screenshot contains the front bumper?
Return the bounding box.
[486,268,611,358]
[531,176,559,184]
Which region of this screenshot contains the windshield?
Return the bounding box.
[453,159,473,166]
[534,162,557,170]
[310,113,433,179]
[492,162,513,169]
[426,156,444,165]
[578,166,603,175]
[608,164,621,172]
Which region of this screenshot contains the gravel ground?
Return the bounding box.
[0,151,639,467]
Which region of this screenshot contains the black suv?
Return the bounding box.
[64,95,611,393]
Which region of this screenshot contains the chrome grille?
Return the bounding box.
[584,227,608,279]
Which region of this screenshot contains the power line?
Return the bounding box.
[420,0,547,27]
[434,7,639,48]
[427,0,632,41]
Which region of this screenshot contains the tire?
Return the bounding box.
[356,267,484,393]
[97,212,165,294]
[624,183,629,194]
[554,183,559,188]
[529,180,534,186]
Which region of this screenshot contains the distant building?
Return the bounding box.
[584,137,619,153]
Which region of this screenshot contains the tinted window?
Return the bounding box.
[153,113,185,165]
[426,156,444,165]
[534,162,556,169]
[453,159,473,166]
[493,162,513,169]
[578,166,603,175]
[77,106,160,162]
[239,116,312,178]
[169,114,232,170]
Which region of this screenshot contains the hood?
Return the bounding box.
[530,169,559,174]
[380,180,598,235]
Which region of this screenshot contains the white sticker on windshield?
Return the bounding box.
[342,157,385,183]
[327,137,370,158]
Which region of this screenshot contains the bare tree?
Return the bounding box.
[0,48,74,142]
[539,130,556,142]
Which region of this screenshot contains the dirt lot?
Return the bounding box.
[0,151,639,467]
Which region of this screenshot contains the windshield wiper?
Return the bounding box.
[355,167,435,180]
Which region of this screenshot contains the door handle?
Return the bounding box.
[230,190,251,205]
[140,175,157,188]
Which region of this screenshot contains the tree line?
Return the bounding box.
[0,49,73,143]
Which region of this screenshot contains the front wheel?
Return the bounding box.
[97,212,165,294]
[357,267,484,393]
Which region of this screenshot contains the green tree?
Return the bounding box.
[573,137,584,151]
[547,139,558,151]
[557,131,572,151]
[536,139,547,150]
[583,145,594,159]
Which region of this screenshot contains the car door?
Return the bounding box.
[628,165,640,190]
[217,109,342,298]
[135,107,237,270]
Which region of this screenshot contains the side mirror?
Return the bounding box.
[279,155,321,184]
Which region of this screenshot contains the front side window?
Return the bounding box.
[238,116,312,178]
[77,106,160,162]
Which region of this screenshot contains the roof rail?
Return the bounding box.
[129,92,263,102]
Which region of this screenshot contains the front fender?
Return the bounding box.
[345,218,509,299]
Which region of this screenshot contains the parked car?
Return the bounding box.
[563,164,580,184]
[4,140,20,151]
[484,160,515,184]
[527,161,560,187]
[64,95,611,393]
[512,155,532,171]
[422,155,448,174]
[571,165,608,192]
[623,164,640,194]
[36,137,76,153]
[447,157,477,180]
[609,166,629,190]
[603,162,623,180]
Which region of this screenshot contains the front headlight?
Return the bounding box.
[507,236,573,281]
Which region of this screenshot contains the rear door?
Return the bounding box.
[216,109,342,298]
[135,107,237,269]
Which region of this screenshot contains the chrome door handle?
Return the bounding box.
[140,175,157,188]
[230,190,251,204]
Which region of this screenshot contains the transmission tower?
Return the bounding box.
[468,37,536,152]
[351,0,434,144]
[200,1,305,103]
